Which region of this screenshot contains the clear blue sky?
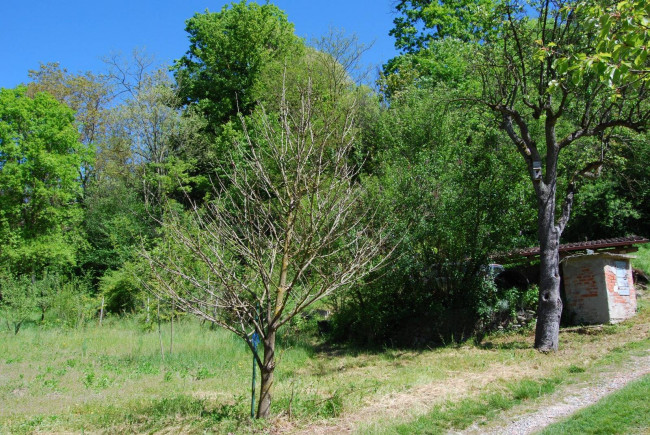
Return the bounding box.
[0,0,400,89]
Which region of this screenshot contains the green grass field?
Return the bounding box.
[1,303,649,434]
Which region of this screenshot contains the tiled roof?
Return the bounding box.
[499,235,649,259]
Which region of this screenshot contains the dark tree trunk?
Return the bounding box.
[257,329,276,419]
[534,187,563,351]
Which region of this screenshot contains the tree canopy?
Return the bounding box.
[0,87,91,275]
[172,1,304,130]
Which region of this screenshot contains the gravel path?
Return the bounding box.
[458,350,650,435]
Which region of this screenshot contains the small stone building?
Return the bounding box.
[563,253,636,324]
[496,236,649,325]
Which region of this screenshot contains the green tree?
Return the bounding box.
[27,63,111,148]
[572,0,650,85]
[171,1,305,200]
[105,61,204,206]
[173,0,304,130]
[380,37,483,103]
[474,0,650,350]
[562,130,650,241]
[0,275,36,334]
[26,62,111,189]
[77,55,203,290]
[388,0,650,350]
[390,0,500,52]
[0,87,91,275]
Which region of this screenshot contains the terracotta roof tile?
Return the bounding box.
[498,235,649,260]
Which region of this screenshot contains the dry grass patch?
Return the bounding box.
[282,308,650,434]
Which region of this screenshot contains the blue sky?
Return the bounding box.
[0,0,400,89]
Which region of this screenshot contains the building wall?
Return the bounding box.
[562,254,637,325]
[563,256,610,324]
[603,259,637,323]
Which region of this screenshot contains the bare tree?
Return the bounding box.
[143,75,392,418]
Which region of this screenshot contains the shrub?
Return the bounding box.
[100,265,144,314]
[0,274,37,334]
[46,277,98,328]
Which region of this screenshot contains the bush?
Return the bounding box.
[476,279,538,334]
[46,277,98,328]
[330,259,489,348]
[0,274,37,334]
[100,265,144,314]
[0,273,100,332]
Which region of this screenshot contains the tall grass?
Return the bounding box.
[632,243,650,276]
[0,317,312,433]
[1,304,649,434]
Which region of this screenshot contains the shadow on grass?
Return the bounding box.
[478,340,531,350]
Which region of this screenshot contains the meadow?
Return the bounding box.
[1,294,648,434]
[0,249,647,433]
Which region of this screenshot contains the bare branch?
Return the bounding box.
[144,68,393,356]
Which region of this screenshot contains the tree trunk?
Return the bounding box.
[157,298,165,361]
[256,329,276,419]
[534,189,563,352]
[170,300,175,355]
[99,296,105,326]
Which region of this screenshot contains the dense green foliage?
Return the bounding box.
[171,1,305,200]
[0,88,91,275]
[173,1,303,127]
[384,0,650,352]
[333,81,537,346]
[1,0,648,356]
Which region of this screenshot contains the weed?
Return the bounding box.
[195,366,214,380]
[82,371,95,388]
[601,324,619,335]
[320,391,344,418]
[508,377,560,401]
[147,395,204,418]
[135,360,158,375]
[567,364,586,374]
[42,378,60,390]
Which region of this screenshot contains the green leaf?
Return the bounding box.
[554,58,569,75]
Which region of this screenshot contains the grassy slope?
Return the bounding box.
[1,304,649,434]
